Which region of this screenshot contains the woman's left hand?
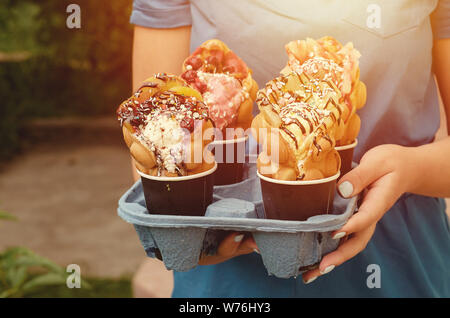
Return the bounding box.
[302,144,419,284]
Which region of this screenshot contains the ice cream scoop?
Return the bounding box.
[197,71,245,131]
[181,39,258,133]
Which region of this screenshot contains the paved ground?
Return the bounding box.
[0,107,448,297]
[0,117,147,278]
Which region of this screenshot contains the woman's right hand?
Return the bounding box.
[198,233,258,265]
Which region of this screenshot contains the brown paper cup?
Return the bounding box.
[137,162,217,216]
[257,171,340,221]
[335,139,358,178]
[208,136,248,186]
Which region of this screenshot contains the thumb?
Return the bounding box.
[337,151,388,198]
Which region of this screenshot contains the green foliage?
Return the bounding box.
[0,246,132,298]
[0,1,41,53]
[0,0,133,161]
[0,210,17,221]
[0,247,73,298]
[25,276,133,298]
[0,210,132,298]
[0,208,89,297]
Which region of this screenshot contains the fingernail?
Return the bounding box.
[320,265,335,275]
[332,232,346,240]
[303,276,318,284]
[338,181,354,198]
[253,248,260,254]
[234,234,244,242]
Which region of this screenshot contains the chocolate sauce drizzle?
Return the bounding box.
[255,58,350,180]
[255,73,340,178]
[117,74,209,133]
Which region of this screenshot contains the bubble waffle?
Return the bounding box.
[116,73,215,177]
[181,39,258,133]
[283,36,367,146]
[256,71,348,143]
[252,99,341,181]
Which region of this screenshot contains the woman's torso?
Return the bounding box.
[189,0,441,160]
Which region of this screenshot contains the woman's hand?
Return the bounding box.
[198,233,258,266]
[302,144,420,284]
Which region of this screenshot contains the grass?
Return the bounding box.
[20,276,133,298]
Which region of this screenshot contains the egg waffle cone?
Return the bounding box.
[284,36,367,146]
[181,39,258,133]
[256,71,348,142]
[117,73,215,177]
[252,100,341,182]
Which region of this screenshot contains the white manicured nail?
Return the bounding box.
[234,234,244,242]
[338,181,354,198]
[320,265,335,275]
[303,276,318,284]
[332,232,346,240]
[253,248,260,254]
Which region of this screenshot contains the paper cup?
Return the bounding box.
[335,139,358,178]
[208,136,248,186]
[137,162,217,216]
[257,171,340,221]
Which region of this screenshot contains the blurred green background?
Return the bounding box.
[0,0,133,161]
[0,0,136,298]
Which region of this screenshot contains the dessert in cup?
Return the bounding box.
[116,73,216,216]
[252,93,341,220]
[181,39,259,184]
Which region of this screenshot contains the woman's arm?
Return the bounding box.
[130,25,191,181]
[433,39,450,134]
[302,38,450,284]
[132,25,191,91]
[409,38,450,197]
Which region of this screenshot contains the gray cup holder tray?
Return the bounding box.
[117,164,358,278]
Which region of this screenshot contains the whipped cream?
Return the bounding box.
[142,112,187,174]
[197,71,244,130]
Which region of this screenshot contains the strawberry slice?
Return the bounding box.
[206,49,225,68]
[223,51,248,79]
[185,56,203,70]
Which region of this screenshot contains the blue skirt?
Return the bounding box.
[172,194,450,297]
